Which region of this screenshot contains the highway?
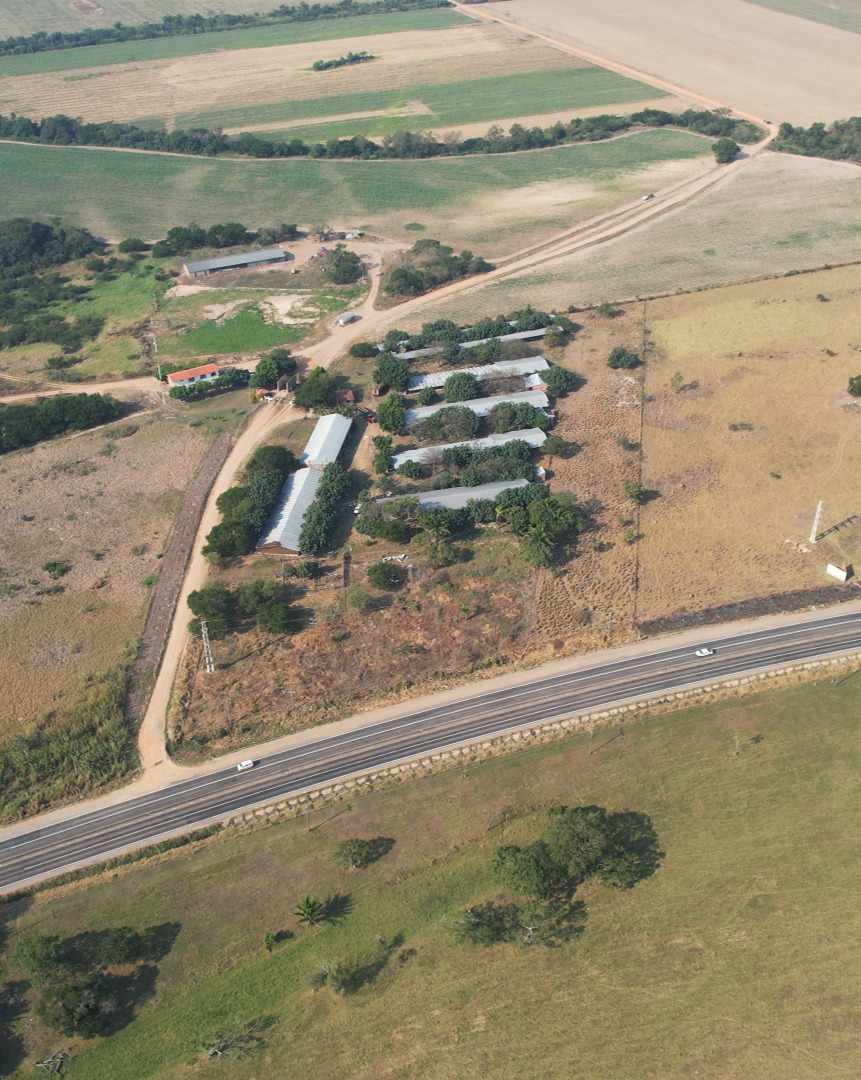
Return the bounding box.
[1,609,859,892]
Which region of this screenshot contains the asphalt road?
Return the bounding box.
[2,610,860,892]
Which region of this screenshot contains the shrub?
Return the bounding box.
[543,366,580,396]
[712,137,740,164]
[350,342,379,359]
[346,584,371,610]
[377,394,407,434]
[412,405,479,443]
[367,560,407,590]
[607,346,641,369]
[371,435,394,475]
[848,375,861,397]
[397,459,428,480]
[374,352,411,391]
[117,237,148,253]
[324,244,363,284]
[416,387,437,406]
[444,371,481,402]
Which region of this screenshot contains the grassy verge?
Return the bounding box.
[3,674,860,1077]
[0,130,710,241]
[0,9,469,77]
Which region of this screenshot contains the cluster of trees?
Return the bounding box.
[250,348,297,390]
[397,439,536,488]
[323,244,364,284]
[0,217,101,274]
[712,137,740,164]
[444,371,480,402]
[150,221,251,257]
[0,310,103,352]
[372,307,557,357]
[384,239,493,298]
[457,804,662,947]
[774,118,861,163]
[203,445,296,559]
[0,0,448,56]
[14,923,179,1037]
[0,393,124,454]
[299,463,351,555]
[294,367,342,410]
[357,481,583,568]
[312,50,375,71]
[0,106,762,163]
[168,367,249,401]
[188,579,303,637]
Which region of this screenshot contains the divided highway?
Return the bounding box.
[2,610,860,892]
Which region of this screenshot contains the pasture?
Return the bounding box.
[488,0,861,123]
[4,675,861,1079]
[0,130,712,255]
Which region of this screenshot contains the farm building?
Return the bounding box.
[392,427,547,469]
[394,327,548,360]
[379,478,531,511]
[165,362,221,388]
[258,468,321,554]
[407,356,549,392]
[300,413,353,467]
[404,390,550,430]
[183,248,291,278]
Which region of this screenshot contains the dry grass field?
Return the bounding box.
[0,17,661,134]
[0,404,243,743]
[747,0,861,35]
[487,0,861,123]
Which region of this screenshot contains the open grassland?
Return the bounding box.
[0,131,712,255]
[745,0,861,34]
[487,0,861,123]
[0,410,226,742]
[422,152,861,314]
[5,676,861,1078]
[0,0,306,36]
[0,18,659,135]
[0,9,468,77]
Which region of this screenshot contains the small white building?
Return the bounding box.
[165,362,221,389]
[301,413,353,467]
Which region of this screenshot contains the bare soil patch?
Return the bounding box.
[0,411,213,741]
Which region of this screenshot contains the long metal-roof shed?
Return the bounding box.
[379,478,531,511]
[301,413,352,467]
[394,327,548,360]
[392,427,547,469]
[258,468,321,554]
[184,248,289,275]
[405,390,549,431]
[407,356,548,392]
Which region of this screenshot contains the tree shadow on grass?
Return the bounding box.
[328,933,405,995]
[0,981,27,1076]
[322,893,354,924]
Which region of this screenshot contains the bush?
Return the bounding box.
[488,402,549,433]
[848,375,861,397]
[412,405,479,443]
[377,394,407,434]
[117,237,149,253]
[607,346,640,369]
[346,584,371,610]
[444,371,481,402]
[350,341,379,359]
[374,352,411,391]
[712,137,740,164]
[396,459,428,480]
[371,434,394,475]
[333,836,394,870]
[543,366,580,397]
[324,244,363,284]
[415,387,437,406]
[367,560,407,590]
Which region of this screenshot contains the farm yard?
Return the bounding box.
[0,131,714,256]
[0,15,666,134]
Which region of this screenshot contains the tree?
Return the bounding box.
[607,346,640,369]
[623,481,648,504]
[712,137,740,164]
[493,842,570,899]
[325,245,363,284]
[372,435,394,474]
[377,394,407,434]
[294,896,326,926]
[543,366,580,396]
[373,352,411,391]
[333,837,393,870]
[294,367,338,410]
[117,237,148,253]
[444,371,481,402]
[250,348,296,389]
[187,583,237,636]
[416,387,437,406]
[367,560,406,590]
[848,375,861,396]
[255,600,303,634]
[454,902,522,946]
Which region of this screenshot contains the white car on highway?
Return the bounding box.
[236,759,256,772]
[694,648,716,657]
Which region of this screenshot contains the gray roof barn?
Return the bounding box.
[301,414,353,467]
[258,468,321,553]
[405,390,549,430]
[379,478,531,511]
[184,248,290,275]
[392,427,547,469]
[394,327,548,360]
[407,356,549,392]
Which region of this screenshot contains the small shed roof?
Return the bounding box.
[379,478,531,511]
[165,362,220,385]
[185,248,288,274]
[405,390,549,430]
[258,467,321,553]
[301,413,353,467]
[392,427,547,468]
[407,356,548,392]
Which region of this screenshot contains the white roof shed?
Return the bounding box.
[379,478,531,511]
[407,356,549,392]
[392,427,548,469]
[258,468,321,553]
[405,390,549,431]
[301,413,352,467]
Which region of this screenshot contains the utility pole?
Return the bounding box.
[809,499,824,545]
[200,619,216,674]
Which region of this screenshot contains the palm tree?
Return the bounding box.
[293,895,326,926]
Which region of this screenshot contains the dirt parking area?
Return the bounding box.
[0,411,215,741]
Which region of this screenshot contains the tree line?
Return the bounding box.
[774,118,861,163]
[0,107,763,163]
[203,445,296,559]
[0,393,125,454]
[312,50,376,71]
[0,0,450,57]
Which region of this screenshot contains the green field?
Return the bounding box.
[3,674,860,1078]
[0,130,710,242]
[159,305,303,357]
[746,0,861,34]
[177,66,665,137]
[0,9,468,77]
